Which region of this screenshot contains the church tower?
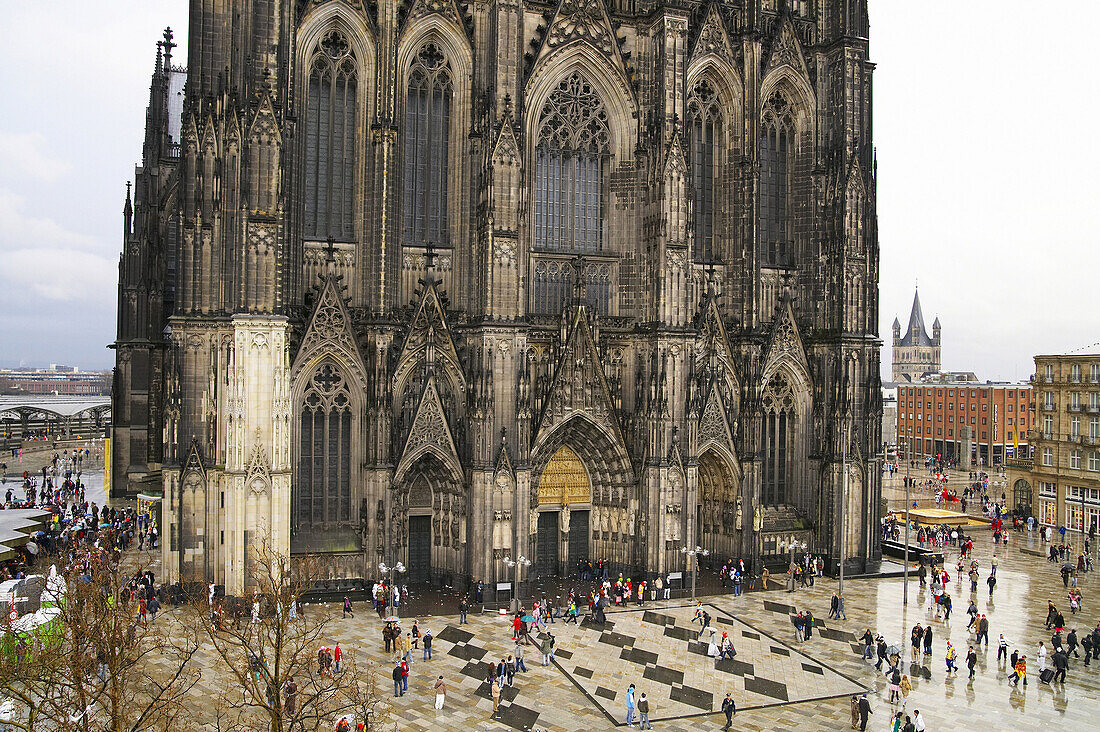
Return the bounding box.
[891,288,940,382]
[116,0,884,595]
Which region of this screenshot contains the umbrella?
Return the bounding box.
[1062,563,1075,572]
[885,644,902,657]
[24,541,38,555]
[99,522,112,528]
[521,615,536,623]
[383,616,401,623]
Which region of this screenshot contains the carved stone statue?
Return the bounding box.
[627,510,636,535]
[735,496,743,532]
[753,506,763,533]
[560,505,571,535]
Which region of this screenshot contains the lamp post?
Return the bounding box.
[680,545,710,601]
[839,411,850,598]
[378,561,406,616]
[903,427,913,605]
[779,539,806,592]
[502,555,530,613]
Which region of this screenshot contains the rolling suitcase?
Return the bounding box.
[1039,668,1055,684]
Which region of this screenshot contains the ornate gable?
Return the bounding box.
[183,438,206,482]
[695,289,741,395]
[491,117,521,168]
[663,131,688,179]
[698,387,737,459]
[534,307,626,453]
[762,300,811,382]
[244,441,270,494]
[291,274,368,384]
[396,278,464,391]
[402,0,471,40]
[247,92,282,143]
[763,16,810,80]
[528,0,632,86]
[395,374,462,482]
[689,2,736,67]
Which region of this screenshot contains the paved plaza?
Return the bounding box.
[138,521,1099,731]
[212,523,1087,731]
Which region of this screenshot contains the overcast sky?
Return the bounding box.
[1,1,1097,379]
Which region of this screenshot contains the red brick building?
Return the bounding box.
[896,383,1033,468]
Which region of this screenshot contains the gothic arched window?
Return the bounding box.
[534,73,611,252]
[761,371,796,505]
[688,80,723,263]
[304,30,357,241]
[759,92,793,267]
[295,362,352,528]
[403,44,452,247]
[531,259,611,316]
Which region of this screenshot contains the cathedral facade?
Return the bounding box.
[113,0,882,595]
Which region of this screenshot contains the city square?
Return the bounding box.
[2,1,1100,730]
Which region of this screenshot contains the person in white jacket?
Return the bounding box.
[1037,641,1048,672]
[913,709,926,732]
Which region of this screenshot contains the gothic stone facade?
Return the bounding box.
[113,0,882,595]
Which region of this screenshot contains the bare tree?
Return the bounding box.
[190,537,388,732]
[0,559,199,732]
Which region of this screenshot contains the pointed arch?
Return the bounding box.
[525,49,636,162]
[295,6,376,243]
[395,14,473,303]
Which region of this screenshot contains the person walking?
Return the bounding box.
[976,614,989,646]
[343,595,353,618]
[858,693,872,731]
[837,593,847,620]
[1052,648,1068,683]
[721,692,737,730]
[459,596,469,624]
[625,683,636,727]
[1009,655,1027,687]
[966,646,977,679]
[1037,641,1047,672]
[540,633,552,666]
[333,642,342,673]
[913,709,926,732]
[515,640,528,673]
[637,692,652,729]
[997,634,1009,664]
[433,675,446,710]
[423,628,433,660]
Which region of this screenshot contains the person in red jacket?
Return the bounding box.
[334,642,343,673]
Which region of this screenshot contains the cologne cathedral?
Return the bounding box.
[113,0,882,595]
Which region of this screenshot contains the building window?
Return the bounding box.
[1044,364,1054,381]
[759,91,793,267]
[1042,447,1053,466]
[1070,450,1081,469]
[1044,415,1053,437]
[304,30,357,241]
[531,259,611,316]
[761,372,796,506]
[534,72,610,253]
[1090,417,1099,439]
[1071,363,1082,382]
[1091,363,1099,383]
[1072,416,1081,437]
[1088,451,1099,472]
[1072,392,1081,408]
[687,79,722,262]
[294,362,353,528]
[403,43,452,248]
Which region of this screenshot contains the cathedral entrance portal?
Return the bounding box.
[536,445,592,577]
[536,511,559,578]
[698,448,740,560]
[408,515,431,584]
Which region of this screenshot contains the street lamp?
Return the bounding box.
[378,561,406,616]
[779,539,807,592]
[501,555,530,613]
[681,546,710,601]
[904,427,913,606]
